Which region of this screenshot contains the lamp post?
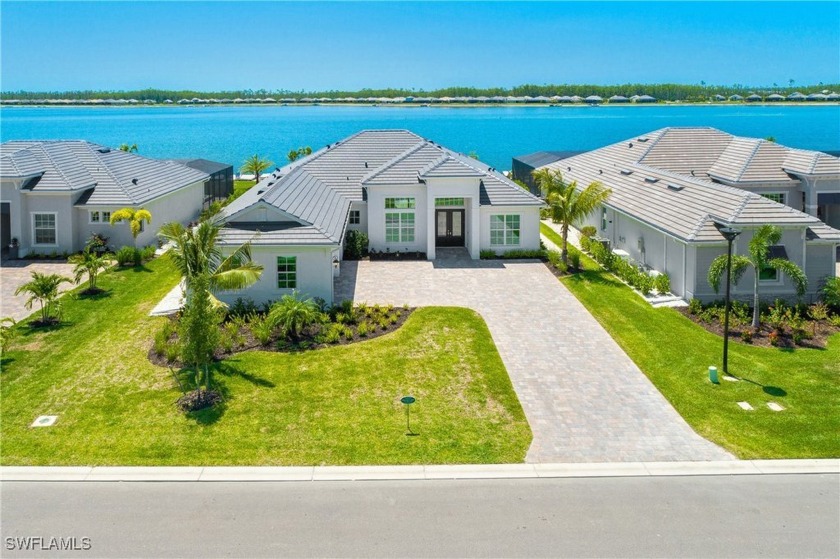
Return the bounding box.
[715,224,742,375]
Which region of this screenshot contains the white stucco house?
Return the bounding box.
[217,129,543,305]
[537,127,840,304]
[0,140,209,256]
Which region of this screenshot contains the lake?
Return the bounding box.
[1,105,838,171]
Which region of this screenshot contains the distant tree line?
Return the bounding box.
[2,83,839,103]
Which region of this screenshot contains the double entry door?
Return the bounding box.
[435,209,464,247]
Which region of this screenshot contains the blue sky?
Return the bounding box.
[2,2,838,91]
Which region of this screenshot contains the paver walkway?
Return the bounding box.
[335,249,733,463]
[0,260,77,321]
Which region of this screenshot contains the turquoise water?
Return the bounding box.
[1,105,838,171]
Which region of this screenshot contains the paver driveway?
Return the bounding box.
[0,260,77,321]
[335,250,733,463]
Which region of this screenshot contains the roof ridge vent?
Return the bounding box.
[619,169,633,175]
[666,183,684,191]
[644,177,659,183]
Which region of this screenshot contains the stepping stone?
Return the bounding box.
[737,402,753,411]
[767,402,785,412]
[31,415,57,427]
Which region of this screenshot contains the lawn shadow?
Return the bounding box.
[217,360,276,388]
[171,366,231,425]
[114,264,153,274]
[76,288,112,301]
[566,269,621,288]
[0,356,15,372]
[731,373,788,398]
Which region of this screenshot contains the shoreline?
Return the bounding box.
[2,102,839,110]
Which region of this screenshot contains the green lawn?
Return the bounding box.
[542,223,840,459]
[0,256,530,465]
[231,179,256,201]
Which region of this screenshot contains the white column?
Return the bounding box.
[469,197,480,259]
[426,194,436,260]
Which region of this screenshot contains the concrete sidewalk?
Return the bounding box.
[2,459,836,482]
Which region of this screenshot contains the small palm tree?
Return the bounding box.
[241,154,273,183]
[532,168,612,266]
[157,220,263,305]
[708,224,807,328]
[119,143,138,153]
[14,272,72,324]
[268,292,323,341]
[110,208,152,239]
[70,249,111,292]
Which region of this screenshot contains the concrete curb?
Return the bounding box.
[1,459,837,482]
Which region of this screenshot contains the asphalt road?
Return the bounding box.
[1,474,837,558]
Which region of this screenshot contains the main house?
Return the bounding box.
[217,130,543,305]
[0,140,210,257]
[537,127,840,304]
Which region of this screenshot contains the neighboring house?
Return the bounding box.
[511,151,583,194]
[172,158,234,205]
[0,140,208,256]
[537,127,840,303]
[217,129,543,305]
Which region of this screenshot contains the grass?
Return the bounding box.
[231,179,256,201]
[541,224,840,458]
[0,256,530,465]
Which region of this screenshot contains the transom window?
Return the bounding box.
[349,210,360,225]
[385,197,415,209]
[277,256,297,289]
[385,212,415,243]
[761,193,786,205]
[435,197,465,207]
[490,214,520,246]
[33,213,57,245]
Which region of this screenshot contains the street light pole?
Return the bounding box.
[715,224,742,375]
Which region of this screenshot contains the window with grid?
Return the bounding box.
[33,213,56,245]
[277,256,297,289]
[385,212,415,243]
[490,214,520,246]
[90,211,100,223]
[385,197,415,209]
[761,193,786,205]
[349,210,360,225]
[102,211,111,222]
[435,197,465,207]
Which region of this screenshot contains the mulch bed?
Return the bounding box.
[148,307,416,368]
[677,308,839,349]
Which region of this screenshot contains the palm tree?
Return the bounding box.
[241,154,273,183]
[119,143,138,153]
[110,208,152,239]
[532,168,612,266]
[708,224,807,328]
[70,249,111,292]
[157,220,263,305]
[14,272,72,323]
[287,146,312,162]
[268,292,323,341]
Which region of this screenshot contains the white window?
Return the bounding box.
[384,197,415,243]
[102,211,111,223]
[761,193,786,205]
[89,210,111,224]
[490,214,520,246]
[277,256,297,289]
[32,213,57,245]
[349,210,360,225]
[90,211,101,223]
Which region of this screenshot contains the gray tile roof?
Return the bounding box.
[539,127,840,243]
[0,140,209,206]
[219,130,542,246]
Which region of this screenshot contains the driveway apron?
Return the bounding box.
[335,250,733,463]
[0,260,77,321]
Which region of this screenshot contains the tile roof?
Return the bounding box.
[539,127,840,243]
[219,130,542,245]
[0,140,208,206]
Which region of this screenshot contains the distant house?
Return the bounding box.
[0,141,208,256]
[608,95,630,103]
[766,94,785,102]
[746,94,763,102]
[584,95,603,104]
[173,158,234,204]
[787,92,806,101]
[216,130,543,305]
[536,127,840,303]
[511,151,584,194]
[729,94,744,101]
[635,95,657,103]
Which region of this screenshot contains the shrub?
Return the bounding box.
[539,207,552,220]
[829,314,840,328]
[249,314,275,345]
[268,293,323,341]
[84,233,109,253]
[153,320,178,357]
[579,236,591,253]
[500,249,546,259]
[344,230,369,260]
[654,273,671,295]
[635,273,654,296]
[229,297,259,318]
[580,226,597,239]
[479,249,497,259]
[740,328,753,343]
[568,251,581,270]
[141,245,156,261]
[164,339,181,362]
[388,313,399,324]
[357,321,370,337]
[688,298,703,315]
[821,277,840,310]
[318,323,342,344]
[341,325,354,340]
[115,246,138,266]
